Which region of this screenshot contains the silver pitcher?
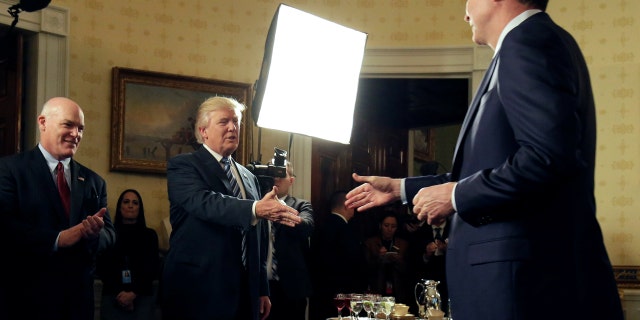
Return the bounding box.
[414,279,441,318]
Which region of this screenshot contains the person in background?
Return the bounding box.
[405,217,450,314]
[97,189,160,319]
[265,161,315,320]
[161,96,301,320]
[309,190,367,320]
[344,0,623,319]
[0,97,115,320]
[363,212,409,303]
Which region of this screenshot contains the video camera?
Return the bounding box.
[246,147,288,195]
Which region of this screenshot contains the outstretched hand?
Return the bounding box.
[255,186,301,227]
[345,173,401,211]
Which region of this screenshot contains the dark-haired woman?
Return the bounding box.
[97,189,159,320]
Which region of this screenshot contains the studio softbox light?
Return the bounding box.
[252,3,368,144]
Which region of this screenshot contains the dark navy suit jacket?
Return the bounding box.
[0,146,115,320]
[405,12,622,320]
[274,195,314,299]
[162,146,269,320]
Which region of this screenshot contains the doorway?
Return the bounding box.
[306,46,492,235]
[0,2,70,151]
[0,25,23,156]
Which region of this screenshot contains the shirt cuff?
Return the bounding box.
[400,178,408,205]
[251,201,258,226]
[54,232,60,251]
[451,183,458,212]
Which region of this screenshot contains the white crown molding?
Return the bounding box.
[361,45,492,77]
[0,0,68,36]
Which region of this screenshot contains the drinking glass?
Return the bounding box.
[371,298,381,319]
[381,296,395,320]
[344,295,352,319]
[334,293,347,320]
[362,294,374,319]
[349,294,363,319]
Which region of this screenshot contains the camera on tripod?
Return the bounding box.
[247,147,288,195]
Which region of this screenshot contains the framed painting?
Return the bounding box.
[413,128,434,162]
[613,265,640,289]
[110,67,252,174]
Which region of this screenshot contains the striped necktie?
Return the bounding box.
[269,221,279,281]
[221,157,241,198]
[221,157,247,268]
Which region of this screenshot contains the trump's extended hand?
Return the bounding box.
[345,173,401,211]
[412,182,456,225]
[255,186,301,227]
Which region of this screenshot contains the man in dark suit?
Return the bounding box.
[265,160,315,320]
[345,1,623,319]
[309,190,367,320]
[0,97,116,320]
[161,96,301,320]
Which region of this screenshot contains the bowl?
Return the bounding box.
[393,304,409,316]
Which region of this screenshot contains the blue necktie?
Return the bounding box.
[221,157,247,268]
[221,157,241,198]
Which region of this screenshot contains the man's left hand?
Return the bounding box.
[412,182,456,225]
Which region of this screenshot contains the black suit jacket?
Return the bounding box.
[0,146,115,320]
[311,213,367,296]
[162,146,269,320]
[405,13,622,320]
[407,221,450,284]
[273,195,314,299]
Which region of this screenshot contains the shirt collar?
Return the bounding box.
[39,144,71,172]
[202,144,226,163]
[332,212,348,224]
[494,9,542,55]
[433,220,447,229]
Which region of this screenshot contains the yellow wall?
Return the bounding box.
[49,0,639,264]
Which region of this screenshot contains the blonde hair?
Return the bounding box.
[194,96,245,144]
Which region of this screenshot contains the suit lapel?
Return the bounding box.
[29,148,68,221]
[284,195,294,207]
[70,160,86,222]
[451,55,499,176]
[194,147,234,195]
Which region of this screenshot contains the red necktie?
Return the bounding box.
[56,162,70,217]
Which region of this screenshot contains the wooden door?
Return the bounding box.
[311,114,408,239]
[0,29,23,157]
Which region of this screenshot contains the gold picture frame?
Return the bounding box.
[110,67,252,174]
[613,265,640,289]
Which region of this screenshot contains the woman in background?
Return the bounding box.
[364,212,409,303]
[97,189,159,320]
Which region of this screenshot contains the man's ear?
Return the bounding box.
[37,116,46,131]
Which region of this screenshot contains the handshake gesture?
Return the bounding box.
[255,186,301,227]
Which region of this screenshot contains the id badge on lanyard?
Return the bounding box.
[122,269,132,284]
